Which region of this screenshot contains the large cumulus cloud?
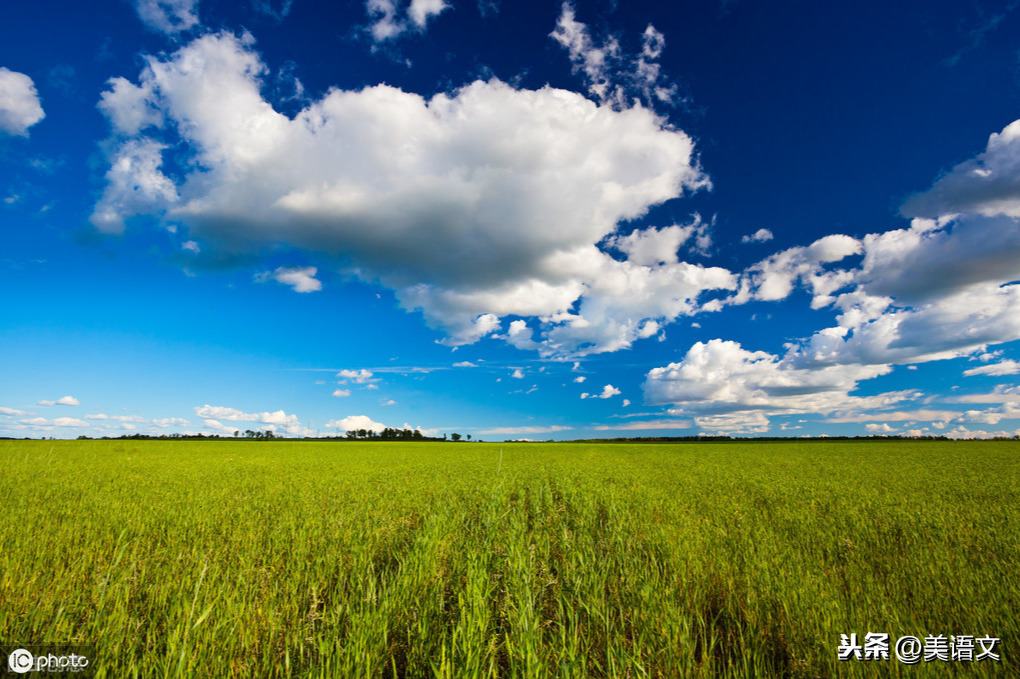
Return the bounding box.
[93,31,729,355]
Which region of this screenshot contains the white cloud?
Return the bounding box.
[865,423,896,433]
[605,217,707,266]
[951,385,1020,405]
[21,416,87,427]
[480,425,572,435]
[741,228,773,244]
[332,389,351,398]
[695,412,770,435]
[52,417,87,427]
[182,240,200,253]
[326,414,386,432]
[98,77,162,136]
[942,425,1019,440]
[644,339,906,430]
[0,68,45,136]
[83,414,145,423]
[38,396,78,406]
[194,405,249,420]
[193,404,304,434]
[574,376,586,383]
[825,409,959,424]
[256,266,322,293]
[582,384,621,399]
[550,3,621,105]
[152,417,190,427]
[380,399,397,406]
[453,361,476,367]
[407,0,448,27]
[365,0,448,43]
[93,32,720,356]
[510,368,524,379]
[91,139,179,234]
[622,399,630,407]
[202,418,234,433]
[732,234,862,307]
[963,359,1020,377]
[135,0,199,34]
[550,5,677,108]
[856,215,1020,305]
[0,407,27,416]
[337,369,377,384]
[902,118,1020,219]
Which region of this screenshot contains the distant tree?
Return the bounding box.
[234,430,239,438]
[450,433,462,442]
[466,434,472,442]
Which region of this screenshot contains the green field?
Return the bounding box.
[1,440,1017,677]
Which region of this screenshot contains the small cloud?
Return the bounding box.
[337,369,377,384]
[256,266,322,293]
[574,376,586,383]
[365,0,449,44]
[325,414,386,433]
[21,416,87,427]
[622,399,630,407]
[152,417,189,427]
[453,361,476,367]
[134,0,199,34]
[511,368,524,379]
[741,228,774,244]
[0,406,27,416]
[963,359,1020,377]
[582,384,621,400]
[380,399,397,406]
[182,240,200,253]
[38,395,78,406]
[332,389,351,398]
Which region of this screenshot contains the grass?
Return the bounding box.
[0,439,1017,677]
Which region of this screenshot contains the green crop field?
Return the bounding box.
[0,439,1017,678]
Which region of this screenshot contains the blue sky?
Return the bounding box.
[2,0,1020,440]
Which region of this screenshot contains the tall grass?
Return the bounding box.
[0,440,1017,677]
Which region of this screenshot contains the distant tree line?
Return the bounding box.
[346,427,425,440]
